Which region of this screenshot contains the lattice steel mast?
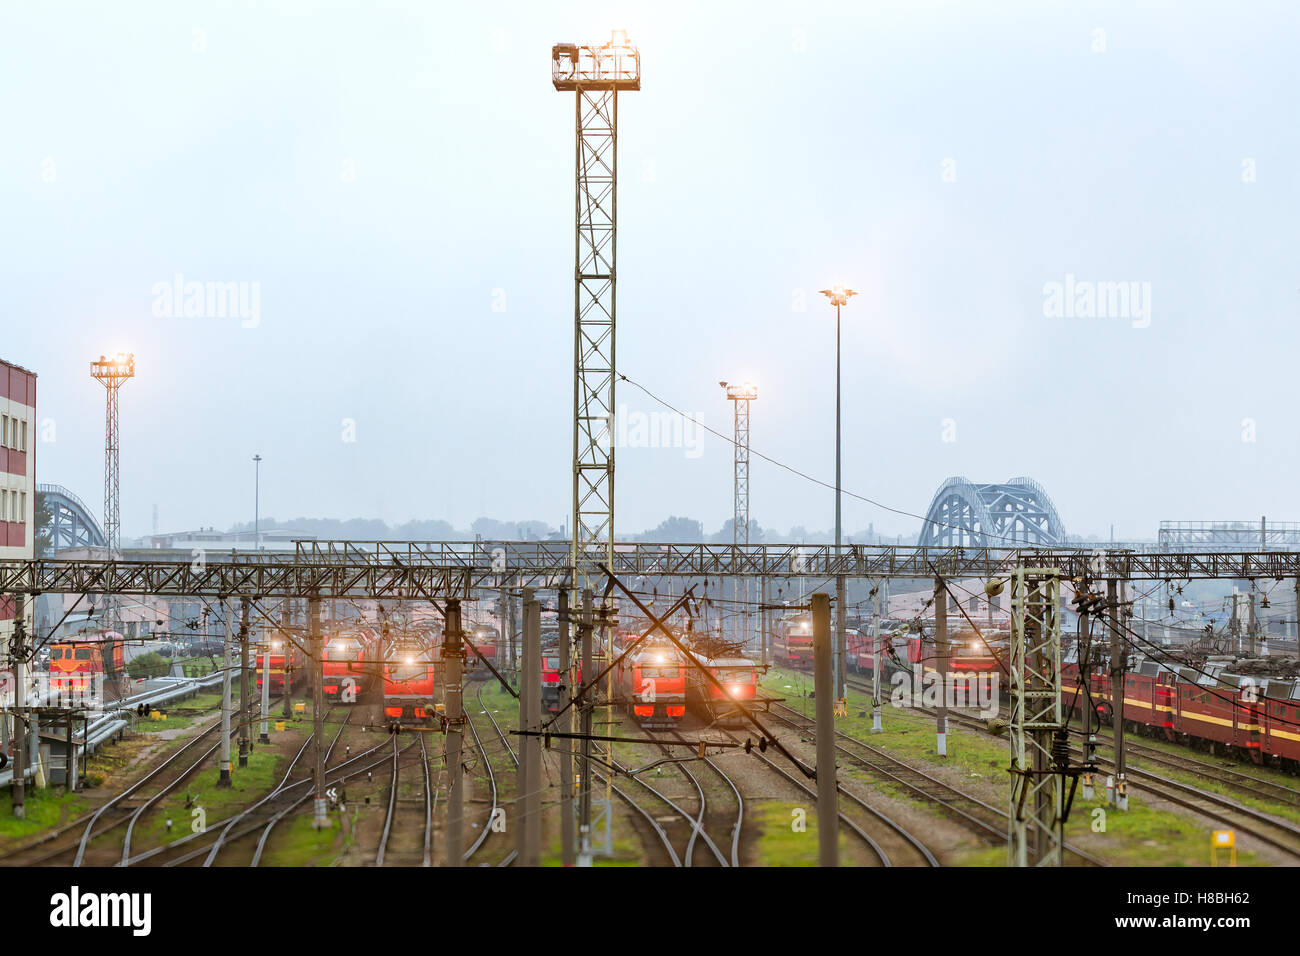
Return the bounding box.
[722,381,757,646]
[90,352,134,634]
[1005,565,1086,866]
[553,32,639,591]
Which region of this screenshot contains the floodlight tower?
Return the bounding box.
[552,31,640,593]
[721,381,757,648]
[91,352,134,634]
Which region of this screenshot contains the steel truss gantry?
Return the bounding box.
[1007,566,1069,866]
[553,34,640,592]
[5,543,1300,600]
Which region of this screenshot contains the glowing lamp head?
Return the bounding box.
[819,285,858,308]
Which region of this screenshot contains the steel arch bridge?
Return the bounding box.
[917,476,1066,548]
[38,483,107,550]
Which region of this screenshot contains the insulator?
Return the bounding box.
[1051,728,1070,770]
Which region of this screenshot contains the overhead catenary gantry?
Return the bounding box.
[6,543,1300,600]
[552,31,640,593]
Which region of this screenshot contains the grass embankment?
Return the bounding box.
[764,667,1267,866]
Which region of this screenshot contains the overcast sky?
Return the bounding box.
[3,1,1298,541]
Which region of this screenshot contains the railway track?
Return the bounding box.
[712,724,938,867]
[467,686,518,865]
[768,700,1106,866]
[641,726,744,866]
[376,732,434,866]
[884,689,1300,863]
[0,717,234,867]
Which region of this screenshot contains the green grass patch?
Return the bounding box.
[0,784,87,840]
[765,666,1273,867]
[752,800,854,866]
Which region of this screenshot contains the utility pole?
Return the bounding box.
[761,576,769,667]
[218,600,232,787]
[819,285,855,702]
[577,588,594,867]
[722,381,757,648]
[238,597,250,767]
[252,454,262,551]
[1078,601,1095,800]
[518,591,541,866]
[1107,578,1126,808]
[442,598,466,867]
[1007,567,1067,866]
[90,352,134,637]
[310,595,326,828]
[11,593,26,817]
[811,592,837,867]
[934,576,948,756]
[258,617,271,744]
[558,589,576,866]
[281,596,292,720]
[870,582,883,733]
[1248,585,1258,656]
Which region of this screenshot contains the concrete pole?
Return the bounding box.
[310,596,327,828]
[934,577,948,756]
[218,600,232,787]
[833,300,846,702]
[558,589,576,866]
[1248,588,1258,656]
[761,576,769,668]
[442,598,465,867]
[519,592,541,866]
[65,711,74,790]
[1295,578,1300,661]
[238,597,250,766]
[577,588,594,867]
[811,592,838,867]
[1107,578,1126,805]
[11,593,26,817]
[281,597,292,721]
[870,582,883,733]
[259,616,271,744]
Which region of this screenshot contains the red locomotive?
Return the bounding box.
[255,634,304,694]
[382,638,438,724]
[617,644,686,728]
[771,614,813,666]
[322,627,377,701]
[49,631,125,694]
[686,655,761,723]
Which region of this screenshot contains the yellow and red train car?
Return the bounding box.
[49,632,124,694]
[255,636,305,694]
[1065,659,1300,772]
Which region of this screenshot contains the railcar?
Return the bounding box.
[383,639,438,725]
[686,655,761,723]
[255,635,305,694]
[49,631,125,694]
[617,645,686,729]
[771,614,813,667]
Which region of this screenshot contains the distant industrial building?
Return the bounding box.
[0,358,36,663]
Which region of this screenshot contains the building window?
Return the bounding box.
[0,415,7,447]
[0,490,6,519]
[18,491,25,521]
[19,420,26,452]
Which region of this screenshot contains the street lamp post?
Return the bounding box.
[819,285,856,702]
[253,454,262,551]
